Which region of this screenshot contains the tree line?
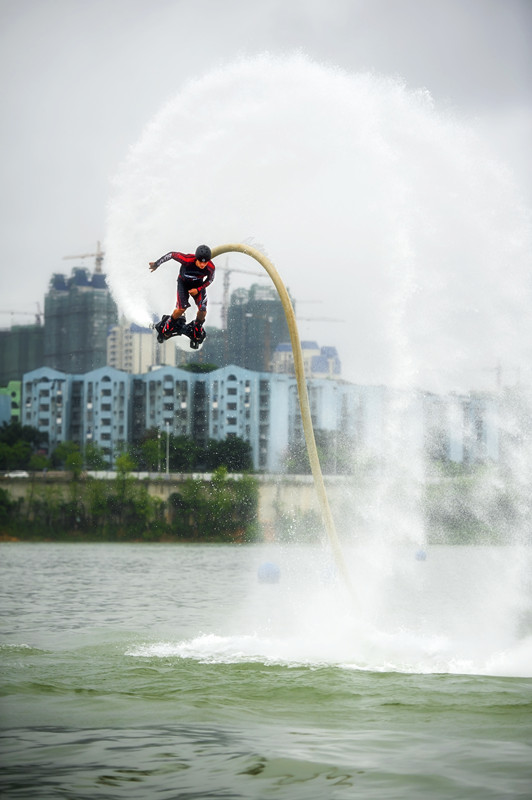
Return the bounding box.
[0,420,258,541]
[0,462,259,543]
[0,421,253,474]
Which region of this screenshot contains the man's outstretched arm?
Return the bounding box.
[149,252,184,272]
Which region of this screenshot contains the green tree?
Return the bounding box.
[168,468,258,541]
[115,452,136,475]
[181,363,218,373]
[133,428,161,471]
[284,430,353,475]
[65,450,83,479]
[0,421,48,470]
[52,441,77,468]
[85,442,107,470]
[170,435,200,471]
[284,433,309,474]
[28,452,50,471]
[0,486,16,522]
[0,420,46,449]
[86,478,113,535]
[205,437,253,472]
[51,441,83,478]
[0,440,32,469]
[139,437,160,471]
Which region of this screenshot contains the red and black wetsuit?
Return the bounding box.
[153,251,215,312]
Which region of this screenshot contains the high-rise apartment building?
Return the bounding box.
[44,268,118,373]
[22,363,501,472]
[227,284,293,372]
[272,341,342,378]
[107,322,157,374]
[0,324,44,385]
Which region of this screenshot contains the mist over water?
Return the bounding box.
[125,544,532,678]
[105,54,532,677]
[106,52,532,392]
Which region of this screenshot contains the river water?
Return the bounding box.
[1,542,531,799]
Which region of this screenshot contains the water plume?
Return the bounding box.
[106,52,532,393]
[106,54,532,676]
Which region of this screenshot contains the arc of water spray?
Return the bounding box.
[211,243,353,594]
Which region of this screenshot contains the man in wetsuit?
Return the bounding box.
[149,244,215,344]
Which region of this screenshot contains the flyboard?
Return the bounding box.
[151,315,206,350]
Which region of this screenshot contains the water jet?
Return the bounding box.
[106,53,532,675]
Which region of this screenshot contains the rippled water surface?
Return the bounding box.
[1,542,531,799]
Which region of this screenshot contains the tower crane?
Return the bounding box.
[216,258,267,328]
[0,303,43,325]
[63,241,105,273]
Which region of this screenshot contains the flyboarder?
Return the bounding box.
[149,244,215,348]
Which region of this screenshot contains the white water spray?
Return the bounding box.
[106,52,532,393]
[107,54,532,676]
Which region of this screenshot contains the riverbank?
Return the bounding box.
[1,466,526,544]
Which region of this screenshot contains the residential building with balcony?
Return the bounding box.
[22,367,70,454]
[272,341,341,378]
[21,364,501,471]
[107,322,156,374]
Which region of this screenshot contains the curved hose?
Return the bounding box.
[212,242,352,592]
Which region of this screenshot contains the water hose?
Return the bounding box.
[212,243,352,592]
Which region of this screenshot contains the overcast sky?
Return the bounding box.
[1,0,530,326]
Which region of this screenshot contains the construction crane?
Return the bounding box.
[0,303,43,325]
[63,241,105,273]
[214,261,344,329]
[216,258,267,328]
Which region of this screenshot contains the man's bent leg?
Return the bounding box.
[162,309,186,338]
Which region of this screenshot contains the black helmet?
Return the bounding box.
[195,244,211,262]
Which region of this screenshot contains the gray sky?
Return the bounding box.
[1,0,531,325]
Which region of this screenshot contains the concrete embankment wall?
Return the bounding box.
[1,472,355,527]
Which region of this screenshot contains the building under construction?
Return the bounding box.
[0,324,44,386]
[44,268,118,374]
[226,283,293,372]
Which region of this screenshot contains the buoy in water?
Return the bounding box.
[257,562,281,583]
